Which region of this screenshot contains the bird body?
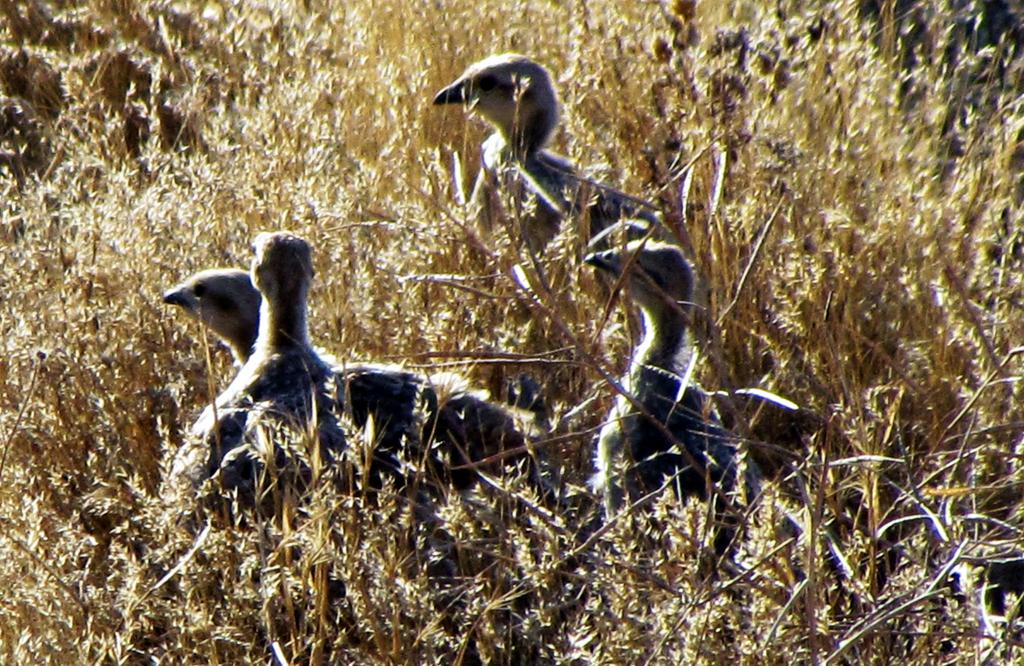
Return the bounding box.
[585,241,739,518]
[164,260,540,496]
[474,132,570,251]
[434,53,660,251]
[174,232,348,505]
[184,336,347,500]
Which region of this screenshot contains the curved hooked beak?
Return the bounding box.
[162,285,197,312]
[583,249,623,277]
[433,79,467,106]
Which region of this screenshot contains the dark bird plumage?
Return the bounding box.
[173,232,349,505]
[585,240,741,519]
[164,260,543,496]
[433,53,660,251]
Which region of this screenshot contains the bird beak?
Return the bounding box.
[583,249,623,276]
[433,79,467,106]
[162,285,196,312]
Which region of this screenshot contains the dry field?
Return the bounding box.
[0,0,1022,663]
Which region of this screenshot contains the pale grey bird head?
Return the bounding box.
[251,231,314,305]
[433,53,560,156]
[163,268,262,364]
[584,240,694,319]
[250,231,315,350]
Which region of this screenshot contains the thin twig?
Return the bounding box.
[942,264,1007,380]
[823,543,966,665]
[707,143,726,224]
[0,351,45,487]
[397,273,513,300]
[147,522,213,595]
[0,517,89,615]
[717,195,784,325]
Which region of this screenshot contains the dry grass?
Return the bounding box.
[0,0,1022,663]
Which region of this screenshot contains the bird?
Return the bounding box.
[163,268,259,365]
[584,240,743,524]
[433,53,660,252]
[164,257,547,498]
[173,231,352,507]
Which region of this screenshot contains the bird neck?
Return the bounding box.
[631,306,689,378]
[255,289,309,354]
[225,317,258,364]
[506,103,556,159]
[229,334,257,365]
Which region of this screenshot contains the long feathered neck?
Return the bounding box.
[255,285,309,355]
[631,304,689,380]
[228,321,258,365]
[508,102,556,159]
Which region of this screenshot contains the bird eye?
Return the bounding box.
[478,74,498,92]
[193,283,207,298]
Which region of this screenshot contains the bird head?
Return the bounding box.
[163,268,262,363]
[433,53,559,155]
[251,231,315,306]
[585,240,695,319]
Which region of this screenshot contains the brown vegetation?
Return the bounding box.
[0,0,1021,663]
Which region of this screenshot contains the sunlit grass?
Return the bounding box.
[0,0,1021,662]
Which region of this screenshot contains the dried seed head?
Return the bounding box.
[672,0,696,21]
[652,37,673,64]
